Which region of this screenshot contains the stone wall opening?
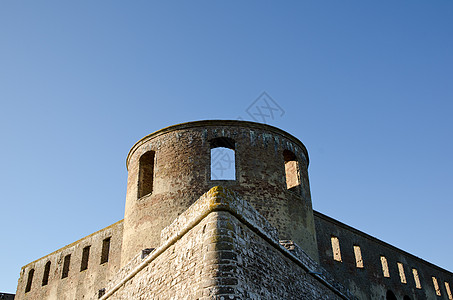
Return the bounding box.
[62,254,71,279]
[138,151,155,198]
[331,236,342,262]
[386,290,397,300]
[397,262,407,283]
[210,137,236,180]
[381,256,390,278]
[25,268,34,293]
[283,150,300,189]
[80,246,90,271]
[432,276,441,296]
[353,245,364,268]
[42,261,50,286]
[412,268,421,289]
[100,237,111,264]
[445,281,453,300]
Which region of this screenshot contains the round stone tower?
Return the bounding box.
[121,120,318,266]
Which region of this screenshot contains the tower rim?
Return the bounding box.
[126,120,309,170]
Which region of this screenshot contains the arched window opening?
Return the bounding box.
[210,137,236,180]
[25,268,34,293]
[386,290,397,300]
[283,150,300,189]
[61,254,71,279]
[138,151,155,198]
[42,261,51,286]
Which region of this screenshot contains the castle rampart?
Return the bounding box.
[314,211,453,299]
[122,120,318,266]
[14,120,452,300]
[15,220,123,300]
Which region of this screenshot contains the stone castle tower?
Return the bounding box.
[15,121,453,299]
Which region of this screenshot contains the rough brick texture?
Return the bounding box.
[314,211,453,300]
[122,120,318,266]
[100,186,345,300]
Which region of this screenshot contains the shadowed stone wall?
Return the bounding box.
[314,211,453,300]
[15,221,123,300]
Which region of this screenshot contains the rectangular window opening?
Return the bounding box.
[412,268,422,289]
[331,236,342,262]
[381,256,390,278]
[80,246,90,271]
[445,282,452,300]
[61,254,71,279]
[25,269,34,293]
[353,245,364,268]
[433,276,441,296]
[397,262,407,283]
[42,261,51,286]
[100,237,111,264]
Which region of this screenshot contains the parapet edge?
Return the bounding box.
[126,120,309,170]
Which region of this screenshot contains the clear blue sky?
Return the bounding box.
[1,1,452,293]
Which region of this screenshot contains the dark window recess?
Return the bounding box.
[138,151,155,198]
[98,288,106,298]
[80,246,90,271]
[100,237,111,264]
[141,248,155,259]
[42,261,51,286]
[25,269,34,293]
[283,150,300,189]
[386,290,397,300]
[210,137,236,180]
[61,254,71,278]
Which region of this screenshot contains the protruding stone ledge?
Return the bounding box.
[101,186,353,299]
[160,186,279,245]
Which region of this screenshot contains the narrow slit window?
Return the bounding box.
[412,268,421,289]
[445,282,452,300]
[210,137,236,180]
[283,150,300,189]
[25,268,34,293]
[80,246,90,271]
[61,254,71,278]
[398,262,407,283]
[100,237,111,264]
[353,245,364,268]
[381,256,390,278]
[331,236,342,262]
[433,276,441,296]
[42,261,51,286]
[138,151,155,198]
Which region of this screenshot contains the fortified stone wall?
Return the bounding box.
[314,211,453,300]
[122,120,318,266]
[15,220,123,300]
[101,186,346,300]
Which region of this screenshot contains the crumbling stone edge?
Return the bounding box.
[100,186,354,299]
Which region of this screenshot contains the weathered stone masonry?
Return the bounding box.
[14,120,453,299]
